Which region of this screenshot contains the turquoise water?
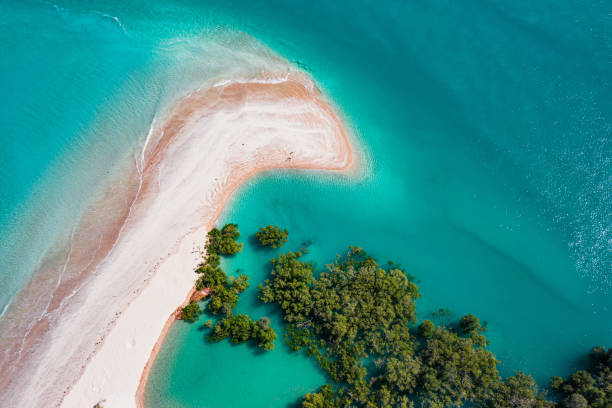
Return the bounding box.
[0,0,295,315]
[0,0,148,311]
[0,0,610,406]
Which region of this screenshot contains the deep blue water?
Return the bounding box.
[0,1,610,406]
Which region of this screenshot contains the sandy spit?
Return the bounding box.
[49,70,356,407]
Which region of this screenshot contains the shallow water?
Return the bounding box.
[145,1,611,406]
[0,0,610,406]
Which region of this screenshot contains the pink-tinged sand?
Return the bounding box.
[40,71,355,407]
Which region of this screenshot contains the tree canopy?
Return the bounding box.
[185,225,276,352]
[181,301,201,323]
[551,346,611,408]
[260,247,424,406]
[459,313,482,335]
[207,223,243,255]
[487,372,554,408]
[258,246,587,408]
[194,225,249,315]
[208,314,277,351]
[255,225,289,248]
[184,226,609,407]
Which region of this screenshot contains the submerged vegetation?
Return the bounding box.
[183,224,610,407]
[255,225,289,248]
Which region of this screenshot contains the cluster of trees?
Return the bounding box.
[196,254,248,315]
[192,224,249,315]
[551,346,611,408]
[181,301,201,323]
[195,252,224,289]
[414,326,555,408]
[188,226,609,407]
[183,223,276,352]
[208,314,277,351]
[259,246,568,408]
[206,223,243,255]
[207,276,248,315]
[181,229,231,323]
[202,269,276,351]
[255,225,289,248]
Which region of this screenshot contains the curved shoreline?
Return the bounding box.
[59,70,357,407]
[133,75,357,407]
[134,163,355,408]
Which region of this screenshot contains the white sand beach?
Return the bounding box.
[22,70,354,407]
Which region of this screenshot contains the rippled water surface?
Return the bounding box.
[0,1,609,407]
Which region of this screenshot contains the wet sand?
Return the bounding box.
[0,70,354,407]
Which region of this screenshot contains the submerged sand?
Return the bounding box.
[0,70,354,407]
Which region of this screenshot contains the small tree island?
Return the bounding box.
[255,225,289,248]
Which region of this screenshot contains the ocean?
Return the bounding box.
[0,0,610,407]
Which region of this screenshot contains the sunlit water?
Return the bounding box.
[0,1,609,407]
